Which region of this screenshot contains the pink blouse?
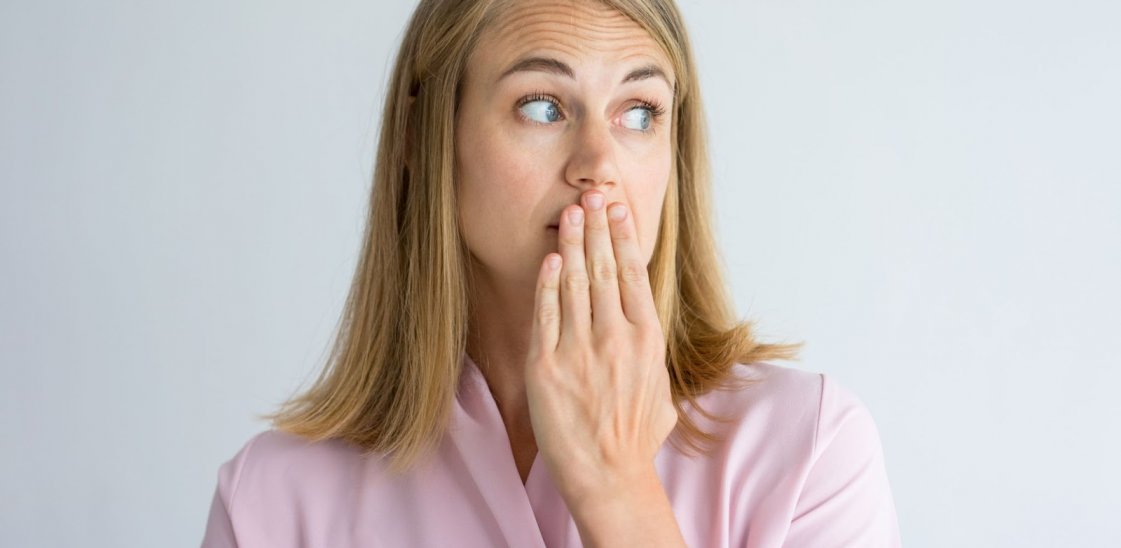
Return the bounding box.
[201,353,901,547]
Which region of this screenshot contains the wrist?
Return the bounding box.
[563,465,685,548]
[564,463,663,519]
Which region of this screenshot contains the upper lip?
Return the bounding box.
[548,199,591,227]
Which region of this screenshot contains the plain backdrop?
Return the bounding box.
[2,0,1118,546]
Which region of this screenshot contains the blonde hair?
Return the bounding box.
[261,0,803,474]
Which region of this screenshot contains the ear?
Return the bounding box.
[404,94,417,173]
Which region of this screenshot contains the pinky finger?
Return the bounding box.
[530,253,563,356]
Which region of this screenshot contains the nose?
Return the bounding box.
[564,118,620,192]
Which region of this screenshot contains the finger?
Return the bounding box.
[606,202,658,325]
[530,253,563,355]
[583,191,625,328]
[558,203,591,337]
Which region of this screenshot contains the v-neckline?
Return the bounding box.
[459,353,545,489]
[454,352,553,547]
[518,447,540,486]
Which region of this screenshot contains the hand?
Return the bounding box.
[525,189,678,507]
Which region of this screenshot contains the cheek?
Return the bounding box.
[627,151,673,262]
[455,127,550,261]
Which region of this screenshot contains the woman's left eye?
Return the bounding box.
[621,107,654,132]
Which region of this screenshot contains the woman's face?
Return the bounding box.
[455,0,675,293]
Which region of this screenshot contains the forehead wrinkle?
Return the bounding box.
[491,0,637,36]
[495,12,654,53]
[479,3,672,87]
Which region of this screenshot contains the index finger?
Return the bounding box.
[529,252,563,356]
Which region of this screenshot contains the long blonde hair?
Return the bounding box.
[262,0,803,474]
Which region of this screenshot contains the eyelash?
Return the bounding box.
[514,90,667,134]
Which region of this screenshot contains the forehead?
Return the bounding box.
[470,0,674,85]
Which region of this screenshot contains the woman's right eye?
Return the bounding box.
[518,99,562,124]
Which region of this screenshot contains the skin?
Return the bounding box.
[454,1,685,545]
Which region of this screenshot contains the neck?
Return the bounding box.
[465,261,537,436]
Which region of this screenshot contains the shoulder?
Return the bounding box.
[204,431,392,546]
[692,363,898,523]
[715,361,873,421]
[687,361,824,428]
[683,361,883,462]
[213,429,371,513]
[725,364,902,545]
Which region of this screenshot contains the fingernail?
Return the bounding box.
[608,204,627,221]
[585,193,604,210]
[568,207,584,225]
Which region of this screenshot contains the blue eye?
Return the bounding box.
[622,107,653,131]
[519,99,561,124]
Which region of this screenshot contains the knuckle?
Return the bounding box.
[560,331,589,350]
[595,325,624,344]
[618,261,648,285]
[610,225,634,241]
[560,233,583,247]
[539,273,558,292]
[636,325,662,347]
[536,302,560,325]
[526,357,558,382]
[563,273,590,292]
[591,336,614,355]
[588,257,617,281]
[526,343,552,363]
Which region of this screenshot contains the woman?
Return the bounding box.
[202,0,902,546]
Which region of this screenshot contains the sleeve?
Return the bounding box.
[782,374,902,548]
[201,478,238,548]
[200,433,264,548]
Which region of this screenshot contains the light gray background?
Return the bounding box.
[2,0,1118,546]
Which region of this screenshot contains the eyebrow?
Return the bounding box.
[497,56,674,91]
